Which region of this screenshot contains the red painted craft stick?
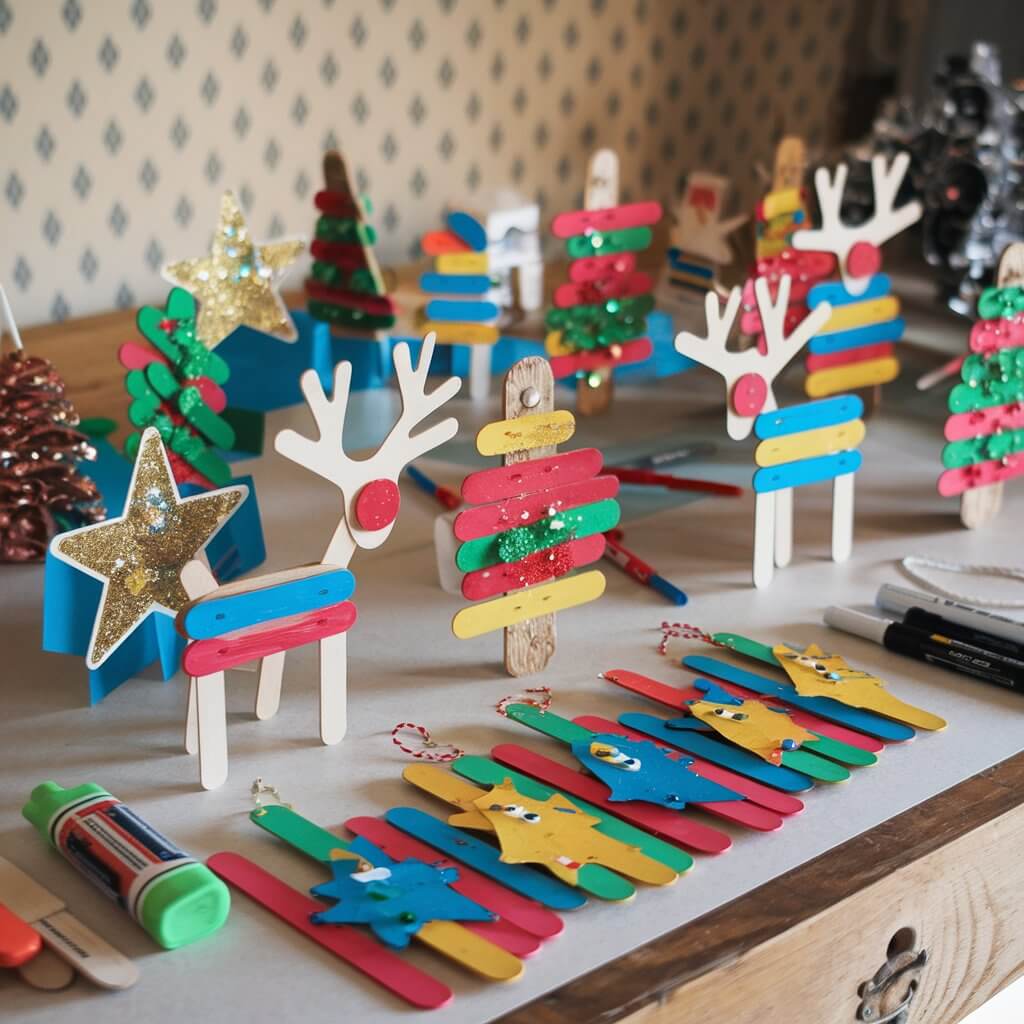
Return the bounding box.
[422,230,471,255]
[183,601,357,676]
[969,315,1024,354]
[118,344,228,412]
[603,668,883,754]
[344,817,564,942]
[454,475,619,541]
[553,272,654,309]
[805,341,895,373]
[491,744,733,854]
[939,454,1024,497]
[742,277,814,306]
[309,239,374,269]
[304,280,397,316]
[569,251,637,282]
[0,904,42,968]
[462,448,603,504]
[207,852,452,1009]
[605,466,743,498]
[549,338,652,380]
[944,400,1024,442]
[551,201,662,238]
[573,715,788,830]
[313,190,360,217]
[461,535,606,601]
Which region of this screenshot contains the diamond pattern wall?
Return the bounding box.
[2,0,858,325]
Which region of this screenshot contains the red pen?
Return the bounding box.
[603,529,688,605]
[605,466,743,497]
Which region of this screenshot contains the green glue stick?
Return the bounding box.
[22,782,230,950]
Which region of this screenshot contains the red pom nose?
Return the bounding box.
[355,478,401,531]
[731,373,768,417]
[847,241,881,279]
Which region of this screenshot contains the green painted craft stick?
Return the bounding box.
[250,805,354,863]
[778,748,850,783]
[712,632,778,666]
[504,703,592,743]
[566,225,652,259]
[454,756,694,875]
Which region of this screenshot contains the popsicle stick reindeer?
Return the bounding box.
[179,334,461,788]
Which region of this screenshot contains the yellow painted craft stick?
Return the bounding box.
[403,764,493,827]
[760,187,803,220]
[415,920,523,982]
[421,321,500,345]
[475,410,576,456]
[806,357,900,398]
[756,237,789,258]
[436,251,489,274]
[452,571,606,639]
[821,295,900,333]
[755,419,866,467]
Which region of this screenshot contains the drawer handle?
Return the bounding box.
[857,927,929,1023]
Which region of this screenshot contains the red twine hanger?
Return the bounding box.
[496,686,552,718]
[658,622,727,656]
[390,722,464,762]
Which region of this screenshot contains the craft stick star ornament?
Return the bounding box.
[163,191,305,348]
[50,427,246,668]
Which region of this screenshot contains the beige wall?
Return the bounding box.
[1,0,857,326]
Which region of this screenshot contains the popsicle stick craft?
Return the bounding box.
[546,149,662,415]
[675,275,869,586]
[305,150,397,334]
[792,153,922,403]
[939,243,1024,528]
[177,334,460,788]
[755,136,810,260]
[451,357,616,675]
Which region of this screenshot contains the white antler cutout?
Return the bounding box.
[792,152,922,296]
[674,276,832,440]
[275,332,461,559]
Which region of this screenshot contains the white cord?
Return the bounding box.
[900,556,1024,608]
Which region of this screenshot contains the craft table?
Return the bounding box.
[2,316,1023,1024]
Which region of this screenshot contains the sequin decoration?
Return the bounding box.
[52,427,246,667]
[162,190,305,349]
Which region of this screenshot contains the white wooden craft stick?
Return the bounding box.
[184,678,198,754]
[434,509,464,595]
[832,472,855,563]
[753,492,776,589]
[16,948,76,991]
[774,488,793,568]
[255,651,286,720]
[319,631,348,744]
[469,345,492,402]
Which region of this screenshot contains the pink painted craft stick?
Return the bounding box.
[461,448,603,504]
[944,400,1024,442]
[554,272,654,309]
[574,715,786,831]
[454,475,619,541]
[939,454,1024,497]
[569,251,637,282]
[461,535,606,601]
[183,601,357,676]
[491,744,733,854]
[969,316,1024,354]
[551,201,662,238]
[344,817,564,941]
[207,852,453,1010]
[550,338,652,380]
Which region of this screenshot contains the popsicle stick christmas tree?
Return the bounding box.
[939,243,1024,528]
[755,137,809,260]
[451,356,616,675]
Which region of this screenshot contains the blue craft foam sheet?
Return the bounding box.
[450,336,545,378]
[219,310,334,411]
[83,438,134,513]
[329,334,393,390]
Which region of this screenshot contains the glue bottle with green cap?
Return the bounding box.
[22,781,230,950]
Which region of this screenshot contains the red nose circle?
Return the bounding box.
[732,373,767,416]
[355,478,401,531]
[847,241,881,279]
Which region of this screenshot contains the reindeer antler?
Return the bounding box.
[792,152,922,295]
[674,277,832,440]
[275,332,461,558]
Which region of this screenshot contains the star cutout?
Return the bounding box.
[51,427,246,668]
[163,190,305,349]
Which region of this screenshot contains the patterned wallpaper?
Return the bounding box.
[1,0,858,326]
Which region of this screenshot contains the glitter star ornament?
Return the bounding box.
[163,190,305,349]
[50,427,246,668]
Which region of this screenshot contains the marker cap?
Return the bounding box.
[824,606,891,645]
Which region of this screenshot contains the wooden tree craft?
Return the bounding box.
[792,153,922,400]
[178,333,461,788]
[305,151,397,333]
[675,276,868,588]
[545,149,662,416]
[451,356,618,676]
[938,243,1024,528]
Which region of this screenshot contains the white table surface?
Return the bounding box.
[2,348,1023,1024]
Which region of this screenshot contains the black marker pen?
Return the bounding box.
[901,607,1024,663]
[824,606,1024,693]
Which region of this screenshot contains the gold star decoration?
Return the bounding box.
[51,427,246,668]
[162,190,305,349]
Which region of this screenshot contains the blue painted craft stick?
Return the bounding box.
[753,451,862,493]
[667,249,714,276]
[384,808,587,911]
[807,274,891,308]
[446,211,488,251]
[424,299,500,322]
[419,272,492,295]
[808,319,906,355]
[683,655,916,741]
[618,713,814,792]
[181,567,356,639]
[754,395,864,439]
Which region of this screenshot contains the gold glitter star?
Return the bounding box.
[51,428,246,668]
[162,190,305,349]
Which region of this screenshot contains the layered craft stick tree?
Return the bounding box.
[939,243,1024,528]
[791,153,923,403]
[451,356,616,676]
[178,333,461,788]
[675,276,870,588]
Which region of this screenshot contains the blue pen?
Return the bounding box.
[405,464,461,510]
[604,529,687,606]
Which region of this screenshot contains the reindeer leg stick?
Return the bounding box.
[832,472,855,563]
[774,488,793,568]
[753,492,776,589]
[255,652,286,720]
[319,632,348,745]
[184,677,198,754]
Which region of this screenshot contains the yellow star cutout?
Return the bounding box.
[51,428,246,668]
[163,190,305,349]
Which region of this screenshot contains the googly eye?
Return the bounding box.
[522,812,541,824]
